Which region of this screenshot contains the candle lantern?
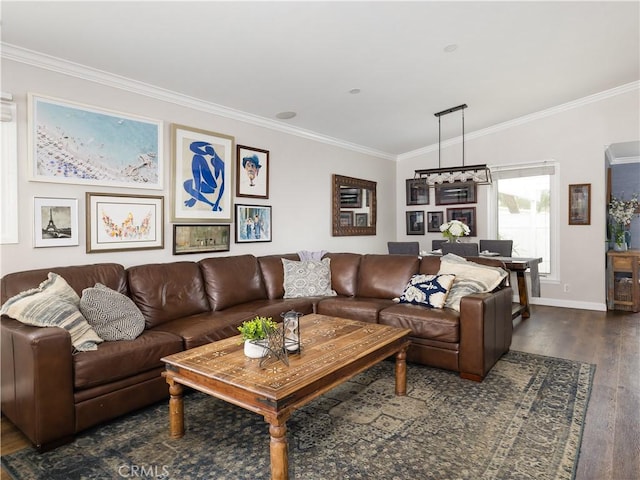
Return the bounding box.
[281,310,302,353]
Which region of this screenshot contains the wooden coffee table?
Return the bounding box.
[161,313,411,480]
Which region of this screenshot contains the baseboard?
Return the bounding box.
[527,296,607,312]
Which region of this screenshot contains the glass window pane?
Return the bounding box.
[497,175,551,274]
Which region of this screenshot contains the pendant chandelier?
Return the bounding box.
[414,104,492,185]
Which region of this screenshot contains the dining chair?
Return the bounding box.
[387,241,420,255]
[431,239,448,251]
[441,242,479,257]
[479,240,513,257]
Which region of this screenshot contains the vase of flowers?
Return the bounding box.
[608,195,639,251]
[439,219,471,243]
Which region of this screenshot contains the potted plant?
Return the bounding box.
[238,316,278,358]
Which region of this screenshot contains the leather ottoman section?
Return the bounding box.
[73,331,183,390]
[75,373,169,433]
[152,311,256,350]
[316,297,394,323]
[378,304,460,343]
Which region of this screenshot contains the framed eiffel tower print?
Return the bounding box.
[33,197,79,247]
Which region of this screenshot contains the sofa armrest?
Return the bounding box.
[457,287,513,381]
[1,316,75,450]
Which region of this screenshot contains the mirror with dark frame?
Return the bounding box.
[332,174,377,236]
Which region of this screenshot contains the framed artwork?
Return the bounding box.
[339,187,362,208]
[446,207,477,236]
[171,124,234,222]
[28,94,163,189]
[569,183,591,225]
[235,204,272,243]
[406,210,425,235]
[33,197,78,247]
[406,178,429,205]
[435,182,477,205]
[340,211,354,227]
[355,213,368,227]
[86,192,164,253]
[236,145,269,199]
[173,224,230,255]
[427,211,444,233]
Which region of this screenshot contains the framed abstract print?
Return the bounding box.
[171,124,234,222]
[406,178,429,205]
[86,192,164,253]
[173,224,230,255]
[446,207,476,236]
[568,183,591,225]
[406,210,425,235]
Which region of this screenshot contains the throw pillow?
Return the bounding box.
[437,254,508,312]
[282,258,337,298]
[0,272,103,351]
[80,283,145,341]
[394,274,456,309]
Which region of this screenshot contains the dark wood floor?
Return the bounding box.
[2,305,639,480]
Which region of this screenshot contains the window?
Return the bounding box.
[1,93,18,244]
[489,162,559,277]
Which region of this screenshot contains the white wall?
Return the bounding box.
[395,87,640,310]
[0,60,396,275]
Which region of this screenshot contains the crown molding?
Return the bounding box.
[397,80,640,162]
[1,43,395,161]
[3,43,637,163]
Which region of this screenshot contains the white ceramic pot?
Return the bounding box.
[244,340,268,358]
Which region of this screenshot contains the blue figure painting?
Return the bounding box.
[183,141,225,212]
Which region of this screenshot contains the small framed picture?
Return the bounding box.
[236,145,269,199]
[406,210,425,235]
[235,204,272,243]
[446,207,476,236]
[339,188,362,208]
[569,183,591,225]
[355,213,368,227]
[33,197,79,247]
[86,192,164,253]
[435,182,477,205]
[339,211,354,227]
[427,211,444,232]
[406,179,429,205]
[173,224,230,255]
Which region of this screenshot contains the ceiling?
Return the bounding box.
[2,1,639,158]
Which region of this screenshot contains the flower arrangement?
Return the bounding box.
[439,219,471,242]
[608,194,639,246]
[238,316,278,342]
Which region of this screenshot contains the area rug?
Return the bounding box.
[2,351,594,480]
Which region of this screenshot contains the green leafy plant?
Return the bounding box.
[238,316,278,342]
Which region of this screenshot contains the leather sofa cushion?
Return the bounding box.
[379,303,460,343]
[73,330,183,390]
[419,256,442,275]
[1,263,127,304]
[152,311,256,350]
[219,298,315,319]
[324,253,361,297]
[357,254,419,299]
[316,297,394,323]
[127,262,210,329]
[200,255,267,310]
[258,254,300,299]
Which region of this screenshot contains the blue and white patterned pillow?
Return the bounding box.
[395,274,456,308]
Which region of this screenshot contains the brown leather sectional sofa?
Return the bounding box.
[1,252,513,451]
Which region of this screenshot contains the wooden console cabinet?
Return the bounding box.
[607,250,640,312]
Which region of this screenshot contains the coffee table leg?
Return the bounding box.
[167,379,184,439]
[395,345,408,396]
[266,416,289,480]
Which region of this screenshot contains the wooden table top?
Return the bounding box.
[161,314,411,414]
